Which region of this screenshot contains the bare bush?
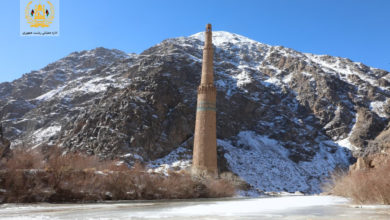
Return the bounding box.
[204,178,236,198]
[327,159,390,204]
[220,172,250,190]
[4,148,44,170]
[0,147,235,203]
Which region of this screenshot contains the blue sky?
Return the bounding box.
[1,0,389,83]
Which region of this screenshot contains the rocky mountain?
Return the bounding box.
[0,31,389,194]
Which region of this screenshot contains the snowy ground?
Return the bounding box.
[1,196,390,219]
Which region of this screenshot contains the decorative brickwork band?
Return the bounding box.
[197,84,216,94]
[197,101,216,112]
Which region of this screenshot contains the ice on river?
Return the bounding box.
[1,196,390,219]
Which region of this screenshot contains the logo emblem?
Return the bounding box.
[25,1,55,28]
[20,0,59,36]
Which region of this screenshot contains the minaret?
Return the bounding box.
[192,24,218,176]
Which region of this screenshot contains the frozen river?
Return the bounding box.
[1,196,390,219]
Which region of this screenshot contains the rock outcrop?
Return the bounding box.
[349,149,390,172]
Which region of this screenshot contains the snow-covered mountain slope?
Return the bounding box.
[0,47,135,146]
[1,31,389,193]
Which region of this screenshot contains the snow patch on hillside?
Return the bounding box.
[32,125,61,144]
[191,31,261,47]
[305,54,378,86]
[336,112,359,151]
[148,147,192,175]
[233,71,253,87]
[370,100,388,118]
[35,74,131,102]
[219,131,350,193]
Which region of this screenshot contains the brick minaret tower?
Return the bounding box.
[192,24,218,176]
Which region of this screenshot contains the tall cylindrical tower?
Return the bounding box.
[192,24,218,176]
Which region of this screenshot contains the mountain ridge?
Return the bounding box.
[1,31,389,193]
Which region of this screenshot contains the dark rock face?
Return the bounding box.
[61,75,194,160]
[0,124,10,158]
[364,122,390,157]
[350,108,386,150]
[0,31,389,192]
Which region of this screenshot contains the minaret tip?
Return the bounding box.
[206,23,212,31]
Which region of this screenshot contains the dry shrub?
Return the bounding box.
[155,172,201,199]
[45,147,104,171]
[327,160,390,204]
[1,147,48,202]
[4,148,44,170]
[0,147,235,203]
[204,178,236,198]
[0,170,47,203]
[220,172,250,190]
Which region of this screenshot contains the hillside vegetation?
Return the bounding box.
[0,147,235,203]
[326,153,390,204]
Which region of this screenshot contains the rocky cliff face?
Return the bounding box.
[1,32,389,193]
[0,125,10,158]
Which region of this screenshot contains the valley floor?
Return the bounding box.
[1,196,390,219]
